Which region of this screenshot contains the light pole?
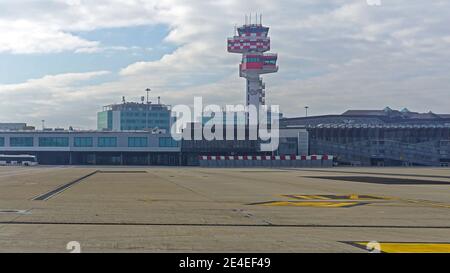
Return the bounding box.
[146,88,151,104]
[305,106,309,117]
[145,88,151,130]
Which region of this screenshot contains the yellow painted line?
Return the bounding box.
[283,195,315,200]
[310,195,329,200]
[297,195,313,200]
[283,194,331,200]
[281,194,391,201]
[345,194,391,200]
[353,242,450,253]
[261,201,363,208]
[349,194,360,200]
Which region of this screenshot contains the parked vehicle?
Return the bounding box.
[0,155,38,166]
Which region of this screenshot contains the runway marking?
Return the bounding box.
[0,209,30,215]
[282,194,390,201]
[345,241,450,253]
[281,194,449,208]
[249,194,393,208]
[31,170,146,201]
[249,201,369,208]
[32,170,99,201]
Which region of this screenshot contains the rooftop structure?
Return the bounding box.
[97,98,172,132]
[0,123,33,131]
[281,107,450,127]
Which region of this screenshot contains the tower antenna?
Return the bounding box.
[256,12,258,25]
[260,14,263,25]
[249,13,251,25]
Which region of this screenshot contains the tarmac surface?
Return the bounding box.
[0,166,449,253]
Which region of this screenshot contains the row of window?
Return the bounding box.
[159,137,179,147]
[0,137,178,148]
[121,119,169,124]
[122,126,170,131]
[264,59,277,65]
[121,112,170,117]
[245,57,277,65]
[246,57,260,63]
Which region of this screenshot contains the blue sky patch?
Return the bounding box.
[0,24,176,84]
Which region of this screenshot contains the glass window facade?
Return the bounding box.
[10,137,34,147]
[39,137,69,147]
[0,137,4,146]
[128,137,148,147]
[74,137,93,147]
[246,57,260,63]
[264,59,276,65]
[117,106,172,131]
[97,111,113,130]
[159,137,179,147]
[98,137,117,147]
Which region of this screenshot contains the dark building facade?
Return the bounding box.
[180,124,309,166]
[308,125,450,166]
[282,108,450,166]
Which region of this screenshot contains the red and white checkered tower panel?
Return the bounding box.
[228,15,278,112]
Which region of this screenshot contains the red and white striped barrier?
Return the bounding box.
[198,155,334,168]
[199,155,333,161]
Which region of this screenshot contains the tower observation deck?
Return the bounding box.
[227,16,278,113]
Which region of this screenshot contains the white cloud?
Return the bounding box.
[0,20,99,54]
[0,71,110,128]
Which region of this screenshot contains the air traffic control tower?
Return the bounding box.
[227,15,278,112]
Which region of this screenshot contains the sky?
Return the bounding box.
[0,0,449,129]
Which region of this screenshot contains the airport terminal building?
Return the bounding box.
[282,108,450,166]
[0,127,310,166]
[0,131,181,165]
[1,107,449,167]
